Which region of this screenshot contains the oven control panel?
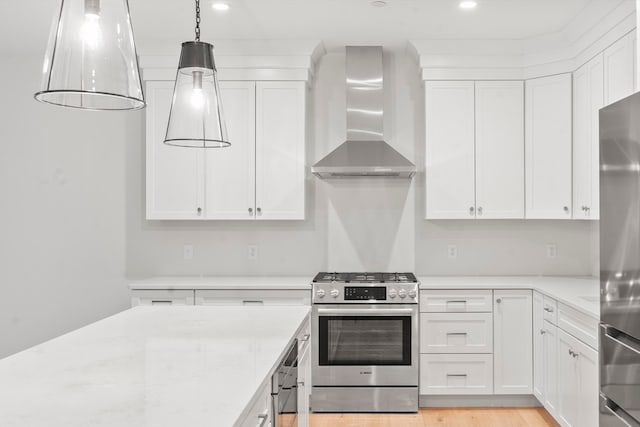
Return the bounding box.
[344,286,386,301]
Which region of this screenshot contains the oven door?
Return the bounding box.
[312,304,418,386]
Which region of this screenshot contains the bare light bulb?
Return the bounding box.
[81,0,102,50]
[191,70,205,109]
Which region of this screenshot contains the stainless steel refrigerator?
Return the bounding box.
[600,90,640,427]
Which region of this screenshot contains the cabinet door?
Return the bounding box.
[475,81,525,219]
[255,81,306,220]
[425,81,476,219]
[576,338,599,427]
[525,74,573,219]
[298,337,311,427]
[494,289,533,394]
[146,81,205,219]
[573,54,604,220]
[557,329,580,427]
[533,292,545,403]
[205,82,256,220]
[542,321,559,417]
[604,30,637,106]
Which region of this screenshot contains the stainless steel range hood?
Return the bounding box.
[311,46,416,179]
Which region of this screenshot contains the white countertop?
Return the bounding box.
[129,276,312,290]
[0,306,310,427]
[419,276,600,319]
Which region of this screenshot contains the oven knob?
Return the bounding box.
[408,289,417,299]
[398,289,407,299]
[388,289,397,298]
[316,289,326,298]
[330,289,340,298]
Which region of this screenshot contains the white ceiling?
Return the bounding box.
[0,0,631,54]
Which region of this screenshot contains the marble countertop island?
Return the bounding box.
[0,306,310,427]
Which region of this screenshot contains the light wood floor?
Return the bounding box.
[309,407,560,427]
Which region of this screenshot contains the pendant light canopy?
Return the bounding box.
[164,0,229,148]
[35,0,145,110]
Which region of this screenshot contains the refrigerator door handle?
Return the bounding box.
[605,328,640,356]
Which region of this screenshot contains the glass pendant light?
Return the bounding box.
[35,0,145,110]
[164,0,229,148]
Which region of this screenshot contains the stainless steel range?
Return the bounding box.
[311,272,419,413]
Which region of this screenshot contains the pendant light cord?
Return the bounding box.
[195,0,201,41]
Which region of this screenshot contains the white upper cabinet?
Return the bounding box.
[493,289,533,395]
[525,74,573,219]
[604,30,637,106]
[573,55,604,220]
[205,82,256,220]
[425,81,524,220]
[146,81,205,220]
[146,80,306,220]
[255,81,306,220]
[475,81,524,219]
[425,81,476,219]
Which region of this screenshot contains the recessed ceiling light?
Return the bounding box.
[459,0,478,9]
[370,1,387,7]
[212,2,230,11]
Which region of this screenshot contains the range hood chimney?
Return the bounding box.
[311,46,416,179]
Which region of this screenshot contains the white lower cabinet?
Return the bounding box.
[130,289,195,306]
[493,290,533,394]
[194,289,311,306]
[557,329,599,427]
[297,320,311,427]
[420,354,494,395]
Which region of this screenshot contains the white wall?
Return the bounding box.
[128,49,596,277]
[0,55,134,358]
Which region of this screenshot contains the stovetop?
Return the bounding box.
[312,272,418,284]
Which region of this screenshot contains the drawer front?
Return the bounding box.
[239,382,271,427]
[420,312,493,354]
[420,290,493,313]
[558,302,598,349]
[420,354,494,395]
[130,290,195,306]
[542,296,558,325]
[194,289,310,306]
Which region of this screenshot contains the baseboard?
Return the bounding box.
[419,394,541,408]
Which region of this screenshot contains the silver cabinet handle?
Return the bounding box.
[446,332,468,336]
[496,298,502,304]
[477,206,483,215]
[257,413,268,427]
[257,207,262,214]
[540,329,546,335]
[248,207,253,214]
[151,300,172,306]
[197,207,202,215]
[446,373,468,377]
[297,380,305,386]
[563,206,569,213]
[469,206,474,216]
[242,300,264,306]
[446,300,467,304]
[568,349,579,358]
[300,334,310,342]
[543,307,554,313]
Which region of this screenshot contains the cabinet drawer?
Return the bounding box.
[420,312,493,354]
[238,381,271,427]
[420,290,493,313]
[194,289,310,306]
[558,303,599,349]
[420,354,493,395]
[543,296,558,325]
[130,290,195,306]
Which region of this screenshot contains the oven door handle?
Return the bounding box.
[316,308,415,316]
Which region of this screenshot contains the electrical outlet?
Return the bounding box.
[248,245,258,260]
[183,244,194,260]
[546,244,557,259]
[447,244,457,260]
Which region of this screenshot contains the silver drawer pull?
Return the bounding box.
[543,307,554,313]
[257,413,269,427]
[446,300,467,304]
[446,332,468,336]
[242,300,265,306]
[151,300,172,305]
[300,334,310,342]
[540,329,546,335]
[446,373,468,377]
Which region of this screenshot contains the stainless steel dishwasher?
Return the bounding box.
[272,339,298,427]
